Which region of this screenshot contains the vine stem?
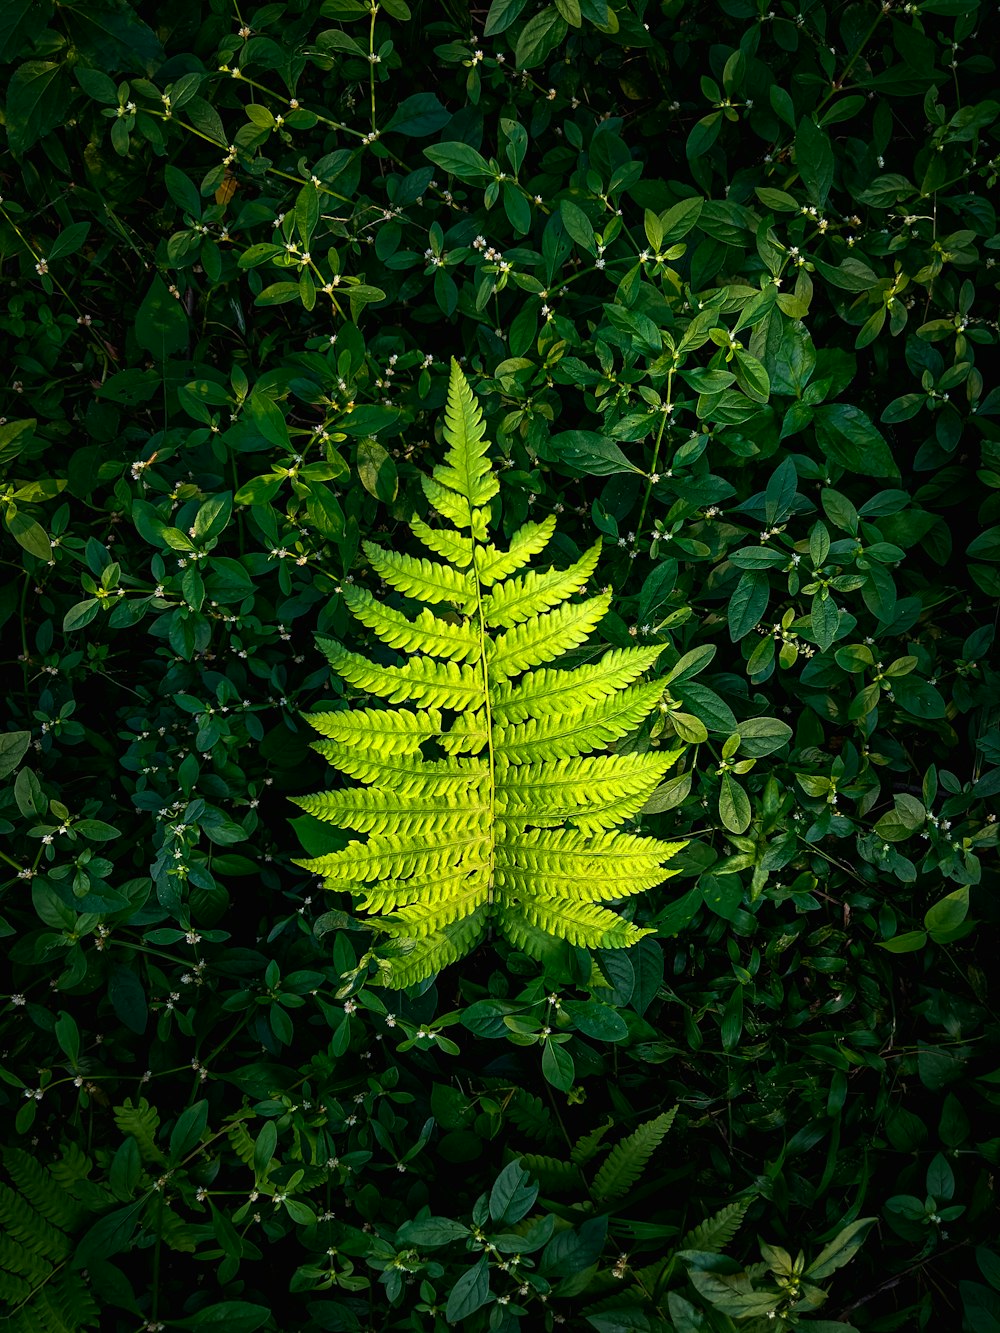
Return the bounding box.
[635,368,674,540]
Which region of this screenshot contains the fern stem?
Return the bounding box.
[470,524,497,911]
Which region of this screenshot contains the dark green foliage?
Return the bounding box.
[0,0,998,1329]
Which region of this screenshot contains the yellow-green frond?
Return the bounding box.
[421,472,473,528]
[488,590,614,679]
[304,706,441,754]
[313,640,483,711]
[364,543,476,610]
[344,586,481,663]
[293,359,690,991]
[481,540,602,628]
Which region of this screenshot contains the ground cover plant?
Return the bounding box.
[0,0,998,1329]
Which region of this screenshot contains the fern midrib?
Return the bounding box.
[471,532,497,911]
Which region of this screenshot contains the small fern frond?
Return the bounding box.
[6,1270,99,1333]
[308,746,487,796]
[507,1091,559,1144]
[3,1148,83,1231]
[0,1232,51,1287]
[590,1108,678,1202]
[363,542,476,609]
[48,1143,92,1190]
[437,356,499,511]
[516,1154,580,1192]
[496,753,678,832]
[294,828,491,884]
[0,1183,71,1261]
[226,1121,257,1171]
[680,1198,751,1254]
[502,897,651,951]
[113,1097,164,1164]
[570,1119,615,1167]
[314,639,482,710]
[291,786,488,835]
[293,359,689,988]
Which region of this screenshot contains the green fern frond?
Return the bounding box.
[590,1108,678,1202]
[5,1270,99,1333]
[292,359,689,987]
[0,1149,100,1333]
[488,590,613,679]
[570,1118,615,1167]
[113,1097,164,1164]
[3,1148,84,1231]
[47,1143,92,1191]
[679,1198,751,1254]
[226,1121,257,1171]
[507,1091,559,1144]
[515,1154,580,1192]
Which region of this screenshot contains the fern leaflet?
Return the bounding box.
[590,1108,678,1202]
[292,359,688,987]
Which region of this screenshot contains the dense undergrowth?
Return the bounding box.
[1,0,998,1329]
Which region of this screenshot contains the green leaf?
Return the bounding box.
[445,1257,491,1322]
[879,930,928,953]
[560,199,596,253]
[489,1160,539,1224]
[541,1039,575,1092]
[182,1302,271,1332]
[0,731,31,779]
[732,717,792,757]
[814,405,899,478]
[47,221,91,262]
[548,430,641,475]
[796,116,835,208]
[423,141,493,183]
[135,276,189,358]
[386,91,449,137]
[5,61,69,154]
[805,1218,876,1280]
[924,887,969,938]
[728,571,769,641]
[719,773,751,834]
[7,509,51,559]
[484,0,530,35]
[356,437,398,503]
[63,599,101,632]
[514,7,568,67]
